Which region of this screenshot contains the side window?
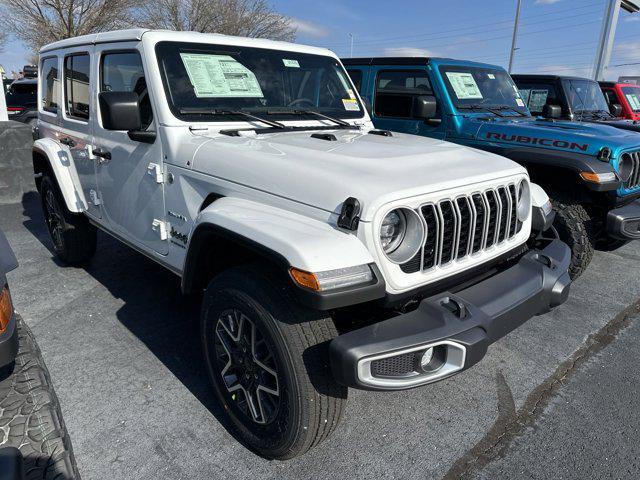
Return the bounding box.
[374,69,431,118]
[516,82,558,115]
[347,69,363,93]
[40,57,59,114]
[101,51,153,129]
[64,54,91,120]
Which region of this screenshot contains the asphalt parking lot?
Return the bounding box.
[1,192,639,480]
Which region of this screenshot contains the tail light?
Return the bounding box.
[7,107,23,115]
[0,283,13,333]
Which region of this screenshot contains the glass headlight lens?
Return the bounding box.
[517,180,531,222]
[379,208,425,264]
[380,210,407,253]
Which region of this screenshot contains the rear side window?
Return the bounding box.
[374,69,431,118]
[64,54,91,120]
[516,82,560,116]
[347,69,363,93]
[101,51,153,129]
[40,57,59,113]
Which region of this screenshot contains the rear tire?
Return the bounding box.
[40,175,96,265]
[201,265,347,459]
[550,197,594,279]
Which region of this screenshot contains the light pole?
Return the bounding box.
[348,33,354,58]
[508,0,522,73]
[593,0,639,80]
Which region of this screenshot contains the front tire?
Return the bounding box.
[550,197,594,279]
[40,175,96,265]
[201,266,347,459]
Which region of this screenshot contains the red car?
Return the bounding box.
[600,82,640,121]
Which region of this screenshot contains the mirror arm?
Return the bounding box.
[128,130,157,144]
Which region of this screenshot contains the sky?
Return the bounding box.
[1,0,639,80]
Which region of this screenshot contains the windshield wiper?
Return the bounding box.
[266,109,356,128]
[574,109,613,120]
[179,108,285,129]
[457,104,506,117]
[492,105,529,117]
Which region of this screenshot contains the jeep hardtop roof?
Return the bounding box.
[341,57,506,70]
[512,74,595,82]
[40,28,334,57]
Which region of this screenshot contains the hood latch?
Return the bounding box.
[337,197,361,231]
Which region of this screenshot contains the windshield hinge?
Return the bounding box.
[152,219,170,240]
[147,163,165,184]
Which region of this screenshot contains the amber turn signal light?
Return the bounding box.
[579,172,617,184]
[0,284,13,334]
[289,268,320,291]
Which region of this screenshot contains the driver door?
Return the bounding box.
[93,45,168,255]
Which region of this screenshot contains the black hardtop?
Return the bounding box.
[342,57,439,66]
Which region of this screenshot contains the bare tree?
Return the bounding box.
[0,0,138,51]
[137,0,296,41]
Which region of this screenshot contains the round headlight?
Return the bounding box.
[517,180,531,222]
[379,208,425,264]
[618,153,634,183]
[380,210,406,253]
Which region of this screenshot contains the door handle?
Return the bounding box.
[60,137,76,147]
[93,148,112,162]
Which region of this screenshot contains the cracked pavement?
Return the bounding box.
[1,192,639,480]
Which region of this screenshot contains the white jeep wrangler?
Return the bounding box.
[32,29,571,459]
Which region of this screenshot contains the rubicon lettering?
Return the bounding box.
[486,132,588,151]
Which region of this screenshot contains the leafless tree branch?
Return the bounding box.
[0,0,138,51]
[136,0,296,41]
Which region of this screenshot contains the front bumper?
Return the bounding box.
[607,200,640,240]
[330,239,571,390]
[0,312,18,369]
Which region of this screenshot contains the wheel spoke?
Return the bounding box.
[214,308,281,425]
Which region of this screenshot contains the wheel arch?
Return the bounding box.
[180,197,375,299]
[32,139,87,213]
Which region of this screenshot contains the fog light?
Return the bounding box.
[420,348,434,369]
[416,345,447,373]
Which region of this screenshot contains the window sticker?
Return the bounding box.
[347,88,356,100]
[179,53,264,98]
[516,98,524,107]
[487,73,495,79]
[528,89,549,112]
[283,59,300,68]
[445,72,483,99]
[626,93,640,111]
[342,98,360,111]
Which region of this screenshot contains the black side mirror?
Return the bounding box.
[542,104,561,119]
[99,91,142,131]
[412,95,437,120]
[610,103,623,117]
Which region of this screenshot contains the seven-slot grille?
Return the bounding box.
[624,151,640,189]
[401,184,523,274]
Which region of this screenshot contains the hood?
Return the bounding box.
[189,128,525,221]
[595,118,640,134]
[466,116,640,157]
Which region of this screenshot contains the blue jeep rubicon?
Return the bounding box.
[343,57,640,278]
[512,74,640,135]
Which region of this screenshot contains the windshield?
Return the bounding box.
[562,79,610,115]
[156,41,364,122]
[438,65,529,115]
[621,86,640,113]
